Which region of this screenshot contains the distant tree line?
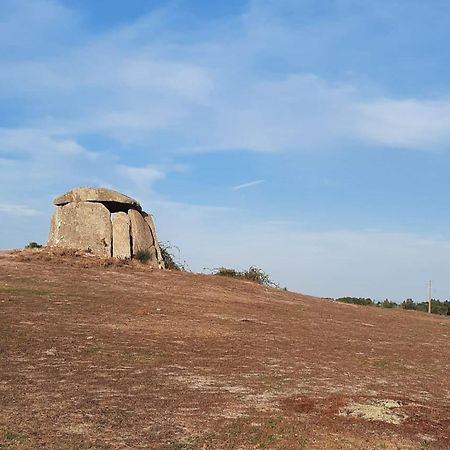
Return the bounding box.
[335,297,450,315]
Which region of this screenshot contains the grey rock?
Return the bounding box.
[53,187,140,210]
[112,212,131,259]
[128,209,154,256]
[48,202,112,257]
[143,213,165,269]
[149,245,159,268]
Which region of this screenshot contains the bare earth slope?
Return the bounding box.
[0,250,449,449]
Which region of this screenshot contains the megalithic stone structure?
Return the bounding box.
[48,187,165,269]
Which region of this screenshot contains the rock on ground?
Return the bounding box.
[48,202,112,257]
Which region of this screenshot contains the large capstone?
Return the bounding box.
[48,202,112,257]
[53,187,141,212]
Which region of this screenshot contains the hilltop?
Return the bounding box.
[0,249,449,449]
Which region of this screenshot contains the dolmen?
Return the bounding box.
[48,187,165,268]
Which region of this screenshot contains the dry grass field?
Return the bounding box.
[0,249,449,449]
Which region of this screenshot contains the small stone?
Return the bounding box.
[44,347,57,356]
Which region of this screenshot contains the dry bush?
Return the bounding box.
[211,266,279,288]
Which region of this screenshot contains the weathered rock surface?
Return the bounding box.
[53,187,141,210]
[144,214,165,269]
[128,209,154,256]
[112,212,131,259]
[48,202,112,257]
[48,186,164,266]
[149,246,159,267]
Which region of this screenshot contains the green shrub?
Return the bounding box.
[414,299,450,315]
[25,242,42,249]
[401,298,416,310]
[378,299,397,308]
[336,297,374,306]
[214,267,239,278]
[134,249,151,263]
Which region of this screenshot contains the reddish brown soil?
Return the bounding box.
[0,249,449,449]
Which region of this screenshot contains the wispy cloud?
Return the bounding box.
[2,1,450,153]
[0,128,167,219]
[355,98,450,150]
[0,203,41,216]
[231,179,265,191]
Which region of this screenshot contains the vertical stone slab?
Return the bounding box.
[149,246,159,268]
[128,209,154,256]
[143,213,165,269]
[47,202,112,257]
[48,208,58,244]
[112,212,131,259]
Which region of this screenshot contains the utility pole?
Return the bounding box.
[428,280,432,314]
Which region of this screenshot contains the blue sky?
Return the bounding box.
[2,0,450,301]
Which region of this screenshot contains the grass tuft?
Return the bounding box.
[134,250,151,263]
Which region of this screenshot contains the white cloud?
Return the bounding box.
[118,165,165,183]
[117,164,166,194]
[0,128,166,214]
[1,1,450,153]
[354,98,450,150]
[0,203,41,216]
[0,128,96,159]
[0,0,80,53]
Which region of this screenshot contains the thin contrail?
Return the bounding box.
[231,179,265,191]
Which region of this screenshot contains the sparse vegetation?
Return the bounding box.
[134,249,151,263]
[401,298,416,310]
[336,296,450,315]
[167,416,309,450]
[378,299,397,308]
[25,242,42,249]
[374,360,388,369]
[0,286,50,296]
[402,298,450,315]
[159,242,188,271]
[336,297,374,306]
[211,266,279,288]
[1,250,449,449]
[1,431,20,448]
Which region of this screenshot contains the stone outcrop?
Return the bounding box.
[48,187,164,268]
